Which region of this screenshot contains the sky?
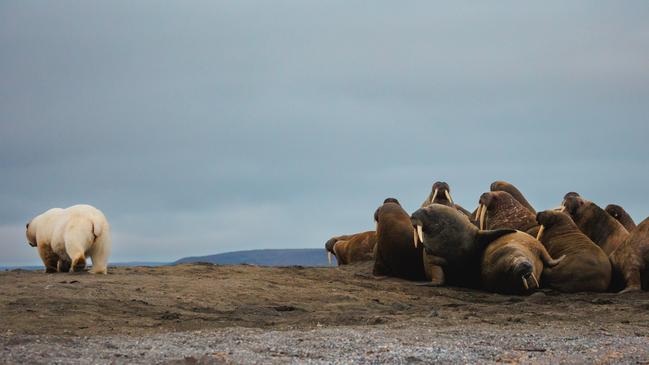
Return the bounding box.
[1,1,648,266]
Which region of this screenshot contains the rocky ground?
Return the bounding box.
[1,262,649,364]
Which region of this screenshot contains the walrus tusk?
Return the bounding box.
[479,204,487,230]
[430,189,438,204]
[530,272,540,288]
[536,226,545,241]
[327,252,332,265]
[417,225,424,246]
[522,276,529,290]
[474,204,482,221]
[559,205,566,213]
[413,227,419,248]
[444,190,454,205]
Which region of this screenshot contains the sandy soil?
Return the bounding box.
[1,262,649,364]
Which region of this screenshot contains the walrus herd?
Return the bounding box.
[325,181,649,294]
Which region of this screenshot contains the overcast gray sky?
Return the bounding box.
[1,1,648,266]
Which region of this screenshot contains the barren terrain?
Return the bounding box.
[1,262,649,364]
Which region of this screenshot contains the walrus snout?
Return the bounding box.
[325,238,337,253]
[513,259,533,277]
[514,260,540,290]
[562,195,584,215]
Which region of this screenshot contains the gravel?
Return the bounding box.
[3,322,649,364]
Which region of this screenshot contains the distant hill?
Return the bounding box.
[173,248,334,267]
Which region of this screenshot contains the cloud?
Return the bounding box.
[1,1,648,265]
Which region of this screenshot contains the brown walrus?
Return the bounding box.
[490,181,536,214]
[609,217,649,293]
[563,193,629,255]
[535,210,611,292]
[373,198,426,281]
[418,182,471,285]
[410,204,516,288]
[324,231,376,266]
[481,231,563,294]
[605,204,637,232]
[475,191,540,237]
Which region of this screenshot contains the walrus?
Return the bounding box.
[324,231,376,266]
[410,204,517,288]
[490,181,536,214]
[609,217,649,293]
[605,204,637,232]
[373,198,426,281]
[418,182,472,285]
[535,210,611,292]
[474,191,540,237]
[481,231,563,294]
[563,193,629,255]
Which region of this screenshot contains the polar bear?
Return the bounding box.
[26,204,111,274]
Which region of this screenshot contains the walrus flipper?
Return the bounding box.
[539,246,565,267]
[476,229,517,248]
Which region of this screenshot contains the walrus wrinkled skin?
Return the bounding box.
[410,204,516,288]
[373,199,426,281]
[475,191,540,237]
[481,231,563,294]
[536,210,611,292]
[324,231,376,266]
[563,194,629,255]
[490,181,536,214]
[609,217,649,293]
[605,204,637,232]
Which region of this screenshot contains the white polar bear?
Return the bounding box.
[26,204,111,274]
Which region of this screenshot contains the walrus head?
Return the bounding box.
[324,237,338,265]
[475,191,537,233]
[562,194,629,253]
[410,204,515,264]
[535,209,571,241]
[605,204,636,231]
[25,221,36,247]
[428,181,454,206]
[490,180,536,214]
[562,194,585,217]
[375,198,401,223]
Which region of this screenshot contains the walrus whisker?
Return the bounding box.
[536,226,545,241]
[417,225,424,247]
[444,190,454,205]
[522,276,529,290]
[479,204,487,230]
[430,189,438,204]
